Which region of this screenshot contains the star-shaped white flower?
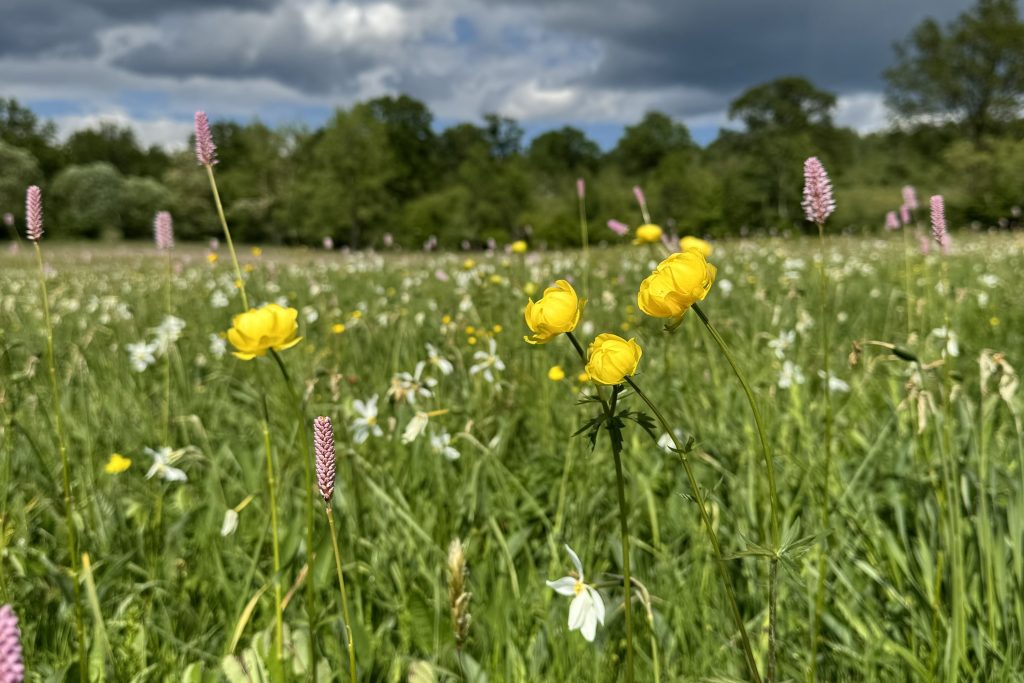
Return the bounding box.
[546,544,605,642]
[351,394,384,445]
[144,446,187,482]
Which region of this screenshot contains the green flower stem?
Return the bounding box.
[578,189,590,299]
[327,506,358,683]
[690,301,780,682]
[34,242,88,682]
[270,349,317,678]
[606,385,635,683]
[260,418,284,666]
[809,220,834,681]
[623,376,763,683]
[162,250,173,446]
[204,163,249,310]
[902,223,914,341]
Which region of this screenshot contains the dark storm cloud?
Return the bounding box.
[525,0,975,94]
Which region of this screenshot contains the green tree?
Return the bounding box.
[120,176,172,240]
[0,98,63,176]
[527,126,601,180]
[65,123,168,178]
[0,141,43,230]
[611,111,695,176]
[363,95,440,201]
[50,162,125,238]
[885,0,1024,140]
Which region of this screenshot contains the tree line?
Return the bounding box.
[2,0,1023,248]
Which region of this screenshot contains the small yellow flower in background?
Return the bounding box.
[331,323,346,334]
[468,336,478,346]
[227,303,303,360]
[523,282,537,297]
[577,371,590,383]
[489,274,504,285]
[207,252,219,264]
[251,246,263,257]
[511,240,528,254]
[441,314,452,325]
[524,279,584,344]
[465,325,476,335]
[463,259,476,270]
[105,453,132,474]
[633,223,663,245]
[492,324,503,334]
[585,333,643,385]
[548,365,566,381]
[234,279,244,290]
[991,317,1000,327]
[679,235,713,257]
[637,249,717,323]
[351,310,363,319]
[243,263,255,273]
[620,322,631,332]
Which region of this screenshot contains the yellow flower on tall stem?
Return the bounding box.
[227,304,303,360]
[524,280,583,344]
[585,334,643,385]
[679,235,713,257]
[638,249,717,326]
[632,223,663,245]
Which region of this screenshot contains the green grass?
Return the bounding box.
[0,233,1022,681]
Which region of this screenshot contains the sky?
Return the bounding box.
[0,0,976,150]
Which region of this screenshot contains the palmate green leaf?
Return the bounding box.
[572,411,606,451]
[618,409,660,444]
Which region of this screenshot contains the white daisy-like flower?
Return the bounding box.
[351,394,384,445]
[388,362,438,405]
[469,338,505,383]
[778,360,806,389]
[209,333,227,358]
[930,327,960,358]
[767,330,796,360]
[546,544,606,642]
[430,431,460,460]
[425,343,454,375]
[818,370,850,394]
[150,315,186,354]
[144,446,188,483]
[126,341,158,372]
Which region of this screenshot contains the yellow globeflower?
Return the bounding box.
[633,223,663,245]
[547,365,566,381]
[524,279,584,344]
[104,453,132,474]
[227,303,303,360]
[511,240,528,254]
[637,249,717,322]
[679,235,712,257]
[586,333,642,385]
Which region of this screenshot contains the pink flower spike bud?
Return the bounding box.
[154,211,174,250]
[25,186,43,241]
[930,195,947,246]
[607,219,629,236]
[902,185,918,211]
[194,111,218,166]
[801,157,835,224]
[313,416,336,504]
[576,178,585,200]
[885,211,900,231]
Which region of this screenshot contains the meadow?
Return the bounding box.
[0,210,1022,682]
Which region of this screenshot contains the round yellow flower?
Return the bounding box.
[511,240,528,254]
[633,223,663,245]
[331,323,346,334]
[547,365,566,381]
[524,279,583,344]
[637,249,717,322]
[251,246,263,257]
[586,333,642,385]
[206,252,219,264]
[227,303,303,360]
[679,235,712,257]
[104,453,132,474]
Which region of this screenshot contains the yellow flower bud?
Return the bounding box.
[547,365,565,381]
[585,333,642,385]
[637,249,717,322]
[523,279,583,344]
[511,240,528,254]
[226,303,303,360]
[679,235,712,257]
[633,223,663,245]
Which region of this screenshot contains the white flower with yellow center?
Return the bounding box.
[546,544,605,642]
[351,394,384,444]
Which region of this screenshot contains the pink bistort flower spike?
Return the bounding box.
[902,185,918,211]
[885,211,900,231]
[154,211,174,250]
[899,204,911,225]
[314,416,336,504]
[576,178,585,200]
[606,219,629,236]
[801,157,835,225]
[25,186,43,241]
[194,111,218,166]
[930,195,947,245]
[0,604,24,683]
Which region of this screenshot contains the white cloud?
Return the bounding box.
[835,92,890,133]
